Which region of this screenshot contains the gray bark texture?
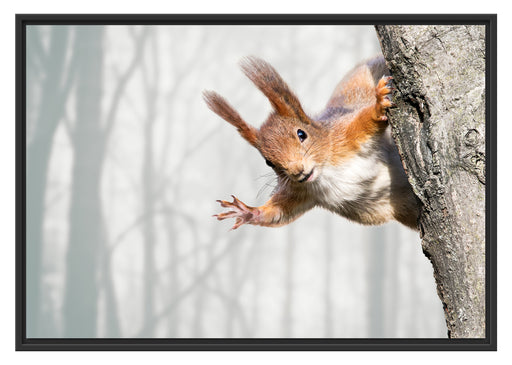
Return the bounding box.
[375,25,486,338]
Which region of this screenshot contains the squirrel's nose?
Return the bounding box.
[289,164,305,180]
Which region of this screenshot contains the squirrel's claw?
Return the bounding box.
[375,75,395,119]
[214,195,260,230]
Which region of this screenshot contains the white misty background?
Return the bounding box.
[26,25,446,338]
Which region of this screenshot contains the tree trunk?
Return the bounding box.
[64,26,104,337]
[141,29,158,337]
[367,226,386,337]
[375,25,486,338]
[323,217,333,337]
[282,227,295,337]
[26,26,70,337]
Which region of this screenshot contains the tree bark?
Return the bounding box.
[375,25,486,338]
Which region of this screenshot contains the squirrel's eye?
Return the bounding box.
[265,159,275,168]
[297,129,307,142]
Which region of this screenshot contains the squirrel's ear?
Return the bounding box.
[203,90,259,148]
[240,56,310,123]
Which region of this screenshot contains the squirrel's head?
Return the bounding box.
[204,56,329,184]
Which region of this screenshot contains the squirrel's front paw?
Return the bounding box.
[214,195,261,230]
[375,76,395,121]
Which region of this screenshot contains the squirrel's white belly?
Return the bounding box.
[311,152,394,223]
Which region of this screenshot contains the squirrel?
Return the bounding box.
[203,55,419,231]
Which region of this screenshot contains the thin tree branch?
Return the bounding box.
[103,27,149,139]
[133,240,237,337]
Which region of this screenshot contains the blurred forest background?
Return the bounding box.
[25,25,446,338]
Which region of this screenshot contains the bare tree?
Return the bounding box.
[63,26,105,337]
[375,25,487,338]
[367,226,386,337]
[140,28,160,337]
[64,26,148,337]
[282,227,295,337]
[26,26,73,337]
[323,217,333,337]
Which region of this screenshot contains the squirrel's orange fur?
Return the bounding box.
[204,56,419,230]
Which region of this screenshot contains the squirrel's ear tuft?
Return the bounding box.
[239,56,310,123]
[203,90,259,148]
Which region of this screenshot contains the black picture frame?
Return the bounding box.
[16,13,497,351]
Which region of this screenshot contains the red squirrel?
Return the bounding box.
[203,56,419,230]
